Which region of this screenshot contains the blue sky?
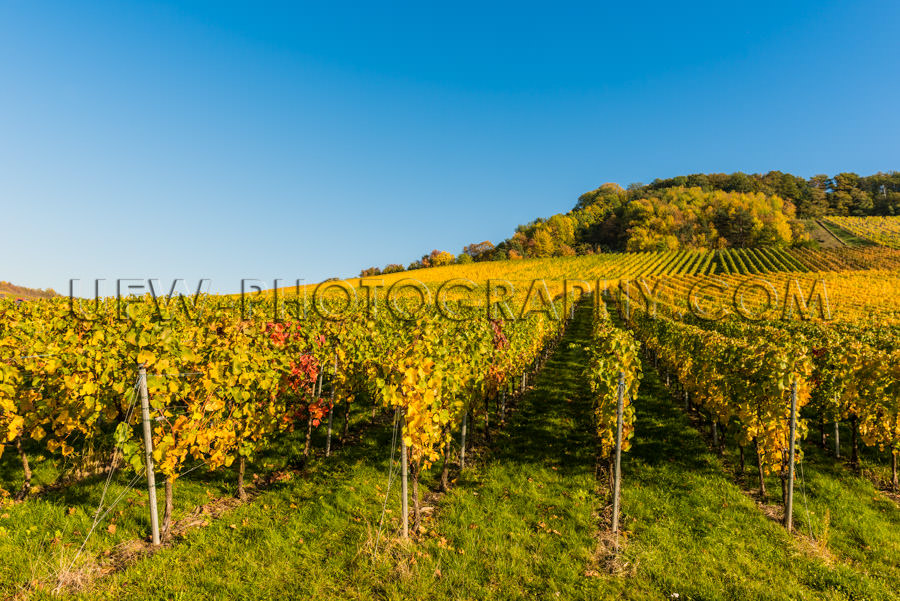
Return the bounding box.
[1,1,898,294]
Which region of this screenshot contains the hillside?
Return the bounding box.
[361,170,900,276]
[2,218,900,600]
[0,281,57,300]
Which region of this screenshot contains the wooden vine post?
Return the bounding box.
[138,364,161,546]
[784,380,798,532]
[611,371,625,546]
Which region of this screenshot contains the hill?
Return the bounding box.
[0,281,57,300]
[361,170,900,276]
[3,220,900,599]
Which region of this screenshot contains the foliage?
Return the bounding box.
[825,216,900,249]
[585,297,641,458]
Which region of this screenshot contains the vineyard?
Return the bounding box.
[2,226,900,600]
[824,216,900,249]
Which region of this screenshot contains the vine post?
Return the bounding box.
[784,380,798,532]
[611,371,625,545]
[138,364,161,546]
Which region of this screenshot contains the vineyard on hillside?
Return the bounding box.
[296,246,900,297]
[2,219,900,599]
[825,216,900,249]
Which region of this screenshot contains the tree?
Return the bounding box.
[462,241,494,261]
[427,250,455,267]
[724,172,758,194]
[530,228,557,258]
[575,183,625,210]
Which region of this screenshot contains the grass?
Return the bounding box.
[624,375,898,601]
[3,305,899,599]
[0,445,235,594]
[0,409,373,597]
[801,220,843,250]
[816,220,875,248]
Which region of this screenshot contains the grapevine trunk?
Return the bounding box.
[14,437,31,501]
[162,476,174,541]
[755,438,767,501]
[341,403,350,443]
[237,456,248,501]
[892,448,898,491]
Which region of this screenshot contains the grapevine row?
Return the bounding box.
[0,294,564,540]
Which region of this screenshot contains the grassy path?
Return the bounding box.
[23,305,900,599]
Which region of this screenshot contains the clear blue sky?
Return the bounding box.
[1,1,898,294]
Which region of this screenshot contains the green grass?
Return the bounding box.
[4,305,900,600]
[0,446,237,595]
[0,410,371,597]
[623,376,898,601]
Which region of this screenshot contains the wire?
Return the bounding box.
[64,469,144,576]
[152,372,204,378]
[798,455,815,541]
[61,373,143,577]
[176,461,208,479]
[0,351,67,365]
[372,408,401,557]
[87,472,145,531]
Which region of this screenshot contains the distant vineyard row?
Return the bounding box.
[334,247,900,291]
[584,246,900,278]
